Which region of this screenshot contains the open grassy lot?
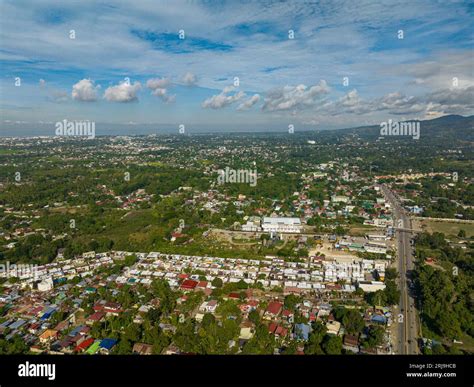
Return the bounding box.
[348,224,377,236]
[420,219,474,237]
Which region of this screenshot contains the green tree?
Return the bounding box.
[211,277,223,288]
[342,309,365,335]
[322,335,342,354]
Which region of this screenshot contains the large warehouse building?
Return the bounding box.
[261,217,302,233]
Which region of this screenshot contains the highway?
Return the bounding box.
[380,185,419,355]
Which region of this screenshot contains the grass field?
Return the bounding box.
[348,224,377,236]
[419,219,474,237]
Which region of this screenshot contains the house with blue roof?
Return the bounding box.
[68,325,85,337]
[8,319,26,330]
[294,323,312,341]
[371,315,387,324]
[99,338,117,354]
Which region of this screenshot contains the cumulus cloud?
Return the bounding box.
[304,85,474,124]
[146,78,170,90]
[146,77,175,103]
[202,86,245,109]
[182,72,197,86]
[104,80,141,102]
[331,90,371,114]
[72,79,100,102]
[320,89,426,116]
[262,80,330,112]
[237,94,260,110]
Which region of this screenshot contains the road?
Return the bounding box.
[380,184,419,355]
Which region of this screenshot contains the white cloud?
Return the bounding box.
[72,79,100,102]
[182,72,197,86]
[262,81,330,112]
[146,77,175,103]
[104,80,141,102]
[423,86,474,115]
[237,94,260,110]
[146,78,171,90]
[202,86,245,109]
[39,79,46,87]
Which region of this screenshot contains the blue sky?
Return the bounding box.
[0,0,473,134]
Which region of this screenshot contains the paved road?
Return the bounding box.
[381,185,419,355]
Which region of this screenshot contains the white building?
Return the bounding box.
[358,281,386,292]
[261,217,302,233]
[37,277,54,292]
[242,220,261,232]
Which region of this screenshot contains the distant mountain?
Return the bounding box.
[345,114,474,142]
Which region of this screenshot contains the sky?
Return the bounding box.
[0,0,473,135]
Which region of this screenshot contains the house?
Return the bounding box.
[225,291,245,301]
[239,327,254,340]
[50,338,73,354]
[294,323,311,341]
[103,302,122,316]
[164,344,181,355]
[326,320,341,335]
[269,322,288,339]
[343,334,359,353]
[86,311,105,325]
[196,281,208,290]
[132,343,153,355]
[371,314,387,325]
[282,309,294,321]
[39,329,58,344]
[86,340,101,355]
[70,333,87,346]
[75,337,95,353]
[99,338,117,354]
[180,279,198,290]
[199,299,218,313]
[54,320,70,332]
[37,277,54,292]
[68,325,90,337]
[264,301,283,319]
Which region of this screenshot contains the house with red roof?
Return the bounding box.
[282,309,294,320]
[180,279,198,290]
[86,311,105,326]
[227,292,241,300]
[196,281,208,289]
[104,302,122,316]
[264,301,283,320]
[268,322,288,338]
[75,337,95,353]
